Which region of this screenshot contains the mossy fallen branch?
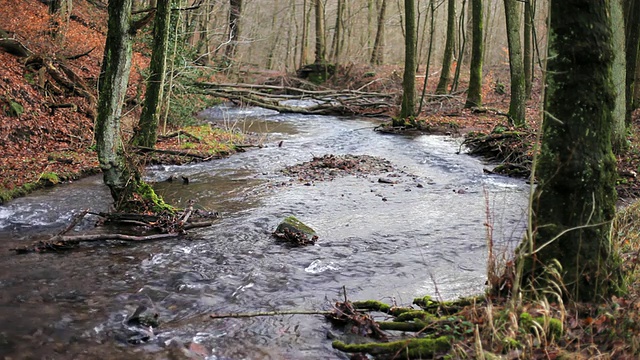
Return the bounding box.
[332,336,451,358]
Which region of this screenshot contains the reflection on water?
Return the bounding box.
[0,106,528,359]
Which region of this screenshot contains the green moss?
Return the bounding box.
[276,216,316,236]
[136,181,176,213]
[352,300,391,313]
[9,101,23,117]
[502,336,522,350]
[378,321,429,332]
[332,336,451,357]
[519,313,564,339]
[395,310,435,322]
[39,172,60,185]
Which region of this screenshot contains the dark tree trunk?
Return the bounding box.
[518,0,623,302]
[464,0,483,108]
[523,0,533,98]
[132,0,171,148]
[399,0,416,121]
[225,0,242,59]
[314,0,326,63]
[435,0,455,94]
[624,0,640,125]
[370,0,387,65]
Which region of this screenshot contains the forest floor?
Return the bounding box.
[3,0,640,359]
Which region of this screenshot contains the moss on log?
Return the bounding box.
[332,336,451,357]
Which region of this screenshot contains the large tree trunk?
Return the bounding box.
[132,0,171,148]
[435,0,455,95]
[224,0,242,59]
[503,0,526,126]
[314,0,326,63]
[399,0,416,121]
[299,0,310,67]
[519,0,622,302]
[95,0,135,202]
[464,0,483,108]
[370,0,387,65]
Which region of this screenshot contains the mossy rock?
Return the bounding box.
[519,312,564,340]
[273,216,318,245]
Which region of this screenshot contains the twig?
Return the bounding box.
[209,310,332,319]
[56,209,88,236]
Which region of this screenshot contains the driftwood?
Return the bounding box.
[209,310,333,319]
[136,146,221,160]
[189,82,394,116]
[0,37,32,57]
[11,205,217,254]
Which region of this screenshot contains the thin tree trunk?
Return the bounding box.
[300,0,310,67]
[465,0,483,108]
[523,0,533,98]
[399,0,416,121]
[611,0,627,152]
[451,0,467,93]
[435,0,455,94]
[314,0,326,63]
[417,0,436,114]
[625,0,640,125]
[370,0,387,65]
[95,0,135,202]
[132,0,171,148]
[504,0,526,126]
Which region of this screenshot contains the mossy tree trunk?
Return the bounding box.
[519,0,623,302]
[611,0,628,152]
[132,0,171,148]
[503,0,526,126]
[464,0,483,108]
[435,0,455,95]
[370,0,387,65]
[399,0,416,122]
[95,0,135,203]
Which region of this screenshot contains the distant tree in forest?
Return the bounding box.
[132,0,172,148]
[435,0,455,95]
[314,0,326,63]
[225,0,243,59]
[503,0,526,126]
[464,0,483,108]
[370,0,387,65]
[517,0,623,302]
[399,0,416,122]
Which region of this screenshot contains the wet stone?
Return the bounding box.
[273,216,318,246]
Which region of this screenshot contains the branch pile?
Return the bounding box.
[189,82,394,116]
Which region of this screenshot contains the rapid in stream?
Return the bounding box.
[0,106,529,359]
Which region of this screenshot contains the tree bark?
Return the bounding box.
[624,0,640,125]
[611,0,628,152]
[132,0,170,148]
[520,0,622,302]
[435,0,455,95]
[399,0,416,121]
[95,0,135,202]
[503,0,526,126]
[314,0,326,63]
[224,0,242,59]
[465,0,483,108]
[523,0,533,98]
[370,0,387,65]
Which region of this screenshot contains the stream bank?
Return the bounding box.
[0,106,528,359]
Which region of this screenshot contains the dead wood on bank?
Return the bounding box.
[189,82,394,116]
[11,205,218,254]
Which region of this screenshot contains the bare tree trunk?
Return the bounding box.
[625,0,640,125]
[370,0,387,65]
[465,0,483,108]
[435,0,455,94]
[523,0,533,98]
[314,0,326,63]
[225,0,242,59]
[611,0,627,152]
[504,0,526,126]
[399,0,416,121]
[330,0,344,62]
[417,0,436,114]
[300,0,311,67]
[132,0,171,148]
[451,0,467,93]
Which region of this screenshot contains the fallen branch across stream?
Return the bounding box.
[209,310,333,319]
[188,82,394,116]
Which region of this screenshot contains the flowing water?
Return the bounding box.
[0,107,529,359]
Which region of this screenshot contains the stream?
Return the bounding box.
[0,106,529,359]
